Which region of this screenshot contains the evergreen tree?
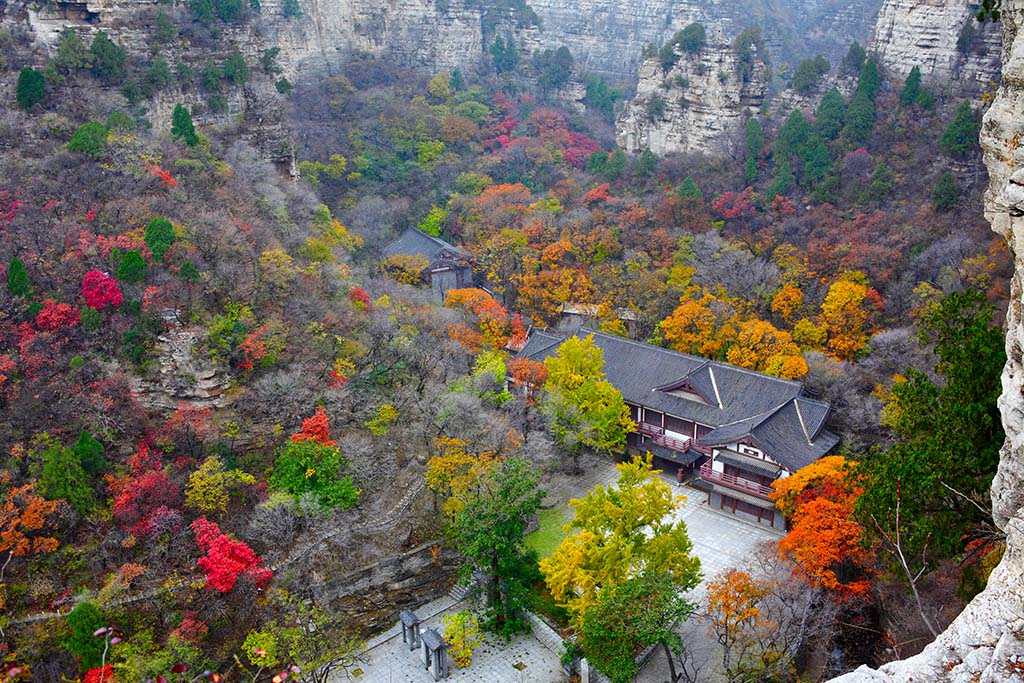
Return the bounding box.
[800,134,831,186]
[147,56,174,91]
[117,250,147,284]
[38,435,95,515]
[282,0,302,17]
[744,118,765,183]
[636,148,657,176]
[15,67,46,110]
[842,92,876,145]
[931,171,960,212]
[73,430,107,478]
[814,87,846,140]
[790,55,829,94]
[65,602,107,668]
[67,121,108,159]
[677,176,703,201]
[900,65,922,105]
[867,161,895,202]
[490,36,520,73]
[766,159,795,200]
[940,100,981,158]
[171,103,199,146]
[676,22,706,53]
[604,148,627,180]
[145,217,177,262]
[154,10,177,43]
[221,49,250,85]
[842,41,866,74]
[6,257,30,297]
[855,57,881,101]
[89,30,127,84]
[49,29,92,79]
[773,110,810,164]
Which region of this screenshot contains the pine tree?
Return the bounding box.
[68,121,108,159]
[842,41,866,75]
[6,257,31,297]
[37,435,95,515]
[145,217,177,261]
[282,0,302,17]
[855,58,881,101]
[15,67,45,110]
[89,31,127,84]
[117,250,147,284]
[900,66,922,105]
[842,92,876,145]
[815,87,846,140]
[171,103,199,146]
[940,100,981,158]
[73,430,107,478]
[932,171,959,212]
[49,29,93,80]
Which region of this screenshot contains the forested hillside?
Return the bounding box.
[0,2,1010,681]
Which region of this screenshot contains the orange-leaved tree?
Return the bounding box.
[771,456,872,596]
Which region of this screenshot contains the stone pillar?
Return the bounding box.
[580,657,590,683]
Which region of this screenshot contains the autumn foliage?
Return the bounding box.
[192,517,272,592]
[81,270,123,310]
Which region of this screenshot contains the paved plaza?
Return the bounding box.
[341,455,780,683]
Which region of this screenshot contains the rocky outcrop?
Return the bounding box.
[615,33,768,157]
[129,318,233,411]
[869,0,1001,96]
[831,5,1024,683]
[528,0,884,80]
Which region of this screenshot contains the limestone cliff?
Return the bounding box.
[869,0,1001,96]
[832,4,1024,682]
[528,0,883,80]
[615,34,768,157]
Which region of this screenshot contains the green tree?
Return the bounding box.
[73,430,107,478]
[646,94,667,120]
[855,57,881,101]
[842,41,866,74]
[117,250,147,284]
[171,103,199,146]
[745,118,765,183]
[64,602,107,668]
[584,76,620,121]
[222,50,250,85]
[147,56,174,91]
[271,439,358,509]
[677,176,703,201]
[67,121,108,159]
[766,159,795,200]
[154,10,177,43]
[931,171,959,212]
[490,36,520,73]
[145,217,177,262]
[842,92,876,145]
[790,55,828,94]
[537,46,574,91]
[773,110,811,162]
[15,67,45,110]
[676,22,706,53]
[89,30,127,84]
[858,289,1005,561]
[578,574,696,683]
[540,455,701,623]
[604,148,627,180]
[814,87,846,140]
[6,257,30,297]
[448,457,544,633]
[940,100,981,158]
[900,65,922,105]
[36,434,95,515]
[282,0,302,17]
[866,161,895,203]
[540,334,634,473]
[418,205,447,236]
[49,29,93,79]
[636,148,658,176]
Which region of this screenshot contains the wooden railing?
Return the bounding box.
[700,462,775,499]
[636,422,692,453]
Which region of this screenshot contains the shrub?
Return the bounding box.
[15,67,45,109]
[270,439,358,509]
[68,121,108,159]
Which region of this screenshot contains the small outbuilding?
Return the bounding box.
[381,228,474,299]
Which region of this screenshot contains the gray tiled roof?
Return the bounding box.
[381,228,472,262]
[519,329,839,473]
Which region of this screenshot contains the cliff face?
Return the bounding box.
[869,0,1001,95]
[615,36,768,157]
[528,0,883,80]
[832,5,1024,682]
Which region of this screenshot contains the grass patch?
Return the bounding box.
[525,506,571,559]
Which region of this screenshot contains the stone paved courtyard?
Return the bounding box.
[341,454,780,683]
